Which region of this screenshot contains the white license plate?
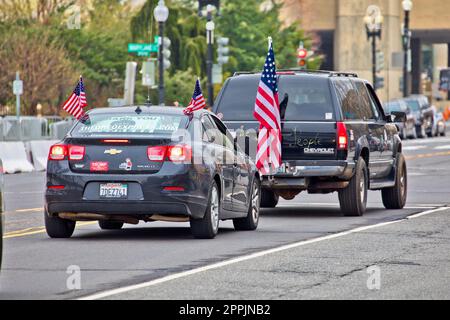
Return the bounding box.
[99,183,128,199]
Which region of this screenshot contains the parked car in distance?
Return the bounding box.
[214,70,407,217]
[384,99,416,139]
[404,95,435,138]
[435,111,447,136]
[45,106,261,239]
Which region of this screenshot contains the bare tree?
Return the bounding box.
[0,31,75,115]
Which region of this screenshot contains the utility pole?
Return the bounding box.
[206,6,215,107]
[402,0,413,97]
[154,0,169,105]
[13,71,23,140]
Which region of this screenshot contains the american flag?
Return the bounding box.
[253,39,282,175]
[183,78,206,114]
[62,76,87,119]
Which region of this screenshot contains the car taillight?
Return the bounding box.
[101,139,130,144]
[337,122,348,150]
[48,144,68,160]
[168,145,192,162]
[147,145,192,162]
[147,146,167,162]
[68,145,85,161]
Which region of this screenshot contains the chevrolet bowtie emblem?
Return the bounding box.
[104,149,122,155]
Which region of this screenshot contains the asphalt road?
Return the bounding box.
[1,134,450,299]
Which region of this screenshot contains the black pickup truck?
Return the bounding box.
[213,70,407,216]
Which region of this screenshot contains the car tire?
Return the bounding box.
[417,125,426,138]
[382,153,407,210]
[338,158,368,217]
[260,189,279,208]
[233,177,261,231]
[44,210,76,238]
[98,220,124,230]
[190,181,220,239]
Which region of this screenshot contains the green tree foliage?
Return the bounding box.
[217,0,321,72]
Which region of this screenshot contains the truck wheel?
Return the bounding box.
[190,181,220,239]
[382,154,407,209]
[233,178,260,231]
[44,210,76,238]
[338,158,368,216]
[98,220,124,230]
[260,189,279,208]
[417,125,426,138]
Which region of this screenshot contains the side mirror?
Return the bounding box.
[389,111,407,123]
[208,135,216,143]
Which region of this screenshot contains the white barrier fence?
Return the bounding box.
[0,116,74,173]
[26,140,59,171]
[0,141,34,174]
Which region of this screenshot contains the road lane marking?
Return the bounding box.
[14,207,43,213]
[405,151,450,160]
[403,146,427,151]
[276,203,434,210]
[3,221,96,239]
[434,145,450,150]
[77,206,448,300]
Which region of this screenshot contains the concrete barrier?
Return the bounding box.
[0,142,34,173]
[27,140,59,171]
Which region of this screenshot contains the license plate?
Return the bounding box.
[99,183,128,199]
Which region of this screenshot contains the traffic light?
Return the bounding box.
[217,37,229,65]
[376,51,384,73]
[162,37,171,70]
[375,75,385,90]
[297,47,308,69]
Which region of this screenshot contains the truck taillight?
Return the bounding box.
[68,145,85,161]
[337,122,348,150]
[48,145,68,160]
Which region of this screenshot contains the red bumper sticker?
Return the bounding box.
[90,161,109,172]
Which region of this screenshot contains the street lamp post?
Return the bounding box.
[364,5,383,90]
[205,5,215,107]
[402,0,413,97]
[154,0,169,106]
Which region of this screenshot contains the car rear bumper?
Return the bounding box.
[261,160,355,189]
[45,162,210,219]
[46,198,204,218]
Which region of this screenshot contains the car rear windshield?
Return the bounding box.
[216,76,335,121]
[70,113,186,137]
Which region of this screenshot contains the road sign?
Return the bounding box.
[128,43,158,54]
[128,37,160,56]
[13,79,23,95]
[142,60,156,87]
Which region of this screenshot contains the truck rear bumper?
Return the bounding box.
[261,160,355,189]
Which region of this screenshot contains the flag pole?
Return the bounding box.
[267,36,272,50]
